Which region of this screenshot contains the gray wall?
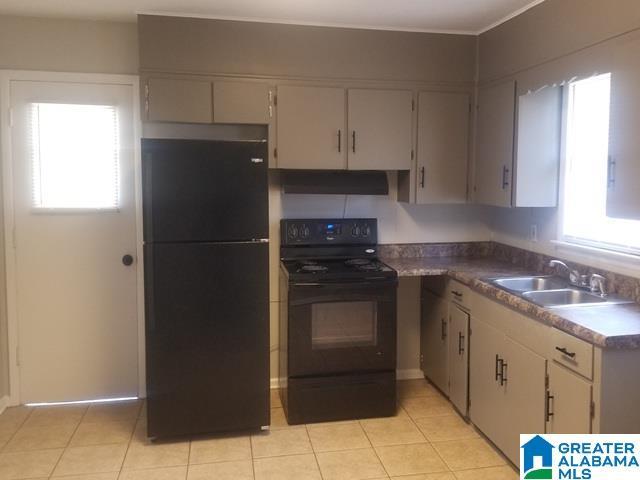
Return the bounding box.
[138,15,476,84]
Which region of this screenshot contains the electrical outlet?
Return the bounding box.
[529,224,538,242]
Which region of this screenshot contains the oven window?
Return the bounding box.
[311,301,377,349]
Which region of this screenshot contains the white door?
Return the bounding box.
[10,80,138,404]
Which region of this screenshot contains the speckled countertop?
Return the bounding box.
[381,255,640,349]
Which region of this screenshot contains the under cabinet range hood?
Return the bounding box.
[281,170,389,195]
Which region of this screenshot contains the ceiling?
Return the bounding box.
[0,0,545,34]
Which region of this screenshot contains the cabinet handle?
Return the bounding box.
[545,390,555,422]
[338,129,342,153]
[352,131,356,153]
[555,346,576,358]
[500,361,508,386]
[441,317,447,340]
[420,166,425,188]
[458,332,465,355]
[607,156,616,189]
[495,355,502,382]
[502,165,510,189]
[451,290,463,298]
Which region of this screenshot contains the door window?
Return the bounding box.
[30,103,120,210]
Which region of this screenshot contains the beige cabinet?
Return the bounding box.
[416,91,470,204]
[547,362,592,434]
[420,289,449,394]
[469,316,508,449]
[146,77,213,124]
[501,336,547,466]
[213,81,272,124]
[474,80,516,207]
[607,33,640,219]
[469,316,545,467]
[347,89,413,170]
[276,85,346,170]
[448,302,469,415]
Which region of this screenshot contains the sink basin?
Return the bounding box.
[522,289,608,308]
[492,276,567,293]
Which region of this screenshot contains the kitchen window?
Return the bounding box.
[561,73,640,255]
[30,103,120,210]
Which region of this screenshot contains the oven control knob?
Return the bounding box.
[362,226,371,237]
[301,226,310,238]
[289,226,299,239]
[352,226,360,237]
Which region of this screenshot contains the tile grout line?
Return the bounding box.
[46,404,90,478]
[305,424,326,480]
[0,406,35,454]
[248,427,257,480]
[359,415,391,479]
[117,401,146,479]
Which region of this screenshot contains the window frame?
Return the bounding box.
[558,73,640,258]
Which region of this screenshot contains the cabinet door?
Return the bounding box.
[607,33,640,219]
[469,316,506,446]
[347,89,413,170]
[501,336,547,466]
[416,92,469,204]
[547,362,592,434]
[420,291,449,395]
[276,85,346,170]
[448,303,469,415]
[474,80,516,207]
[213,82,271,124]
[146,78,213,124]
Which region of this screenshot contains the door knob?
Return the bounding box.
[122,254,134,266]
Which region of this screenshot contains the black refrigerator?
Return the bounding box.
[142,138,270,439]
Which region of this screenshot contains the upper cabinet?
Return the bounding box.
[276,85,346,170]
[416,91,470,204]
[474,80,561,208]
[474,80,516,207]
[347,89,413,171]
[146,78,213,124]
[213,81,272,125]
[145,77,272,125]
[276,86,413,170]
[607,34,640,220]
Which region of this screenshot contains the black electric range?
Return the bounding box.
[279,218,398,425]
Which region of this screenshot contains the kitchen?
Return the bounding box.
[1,1,640,479]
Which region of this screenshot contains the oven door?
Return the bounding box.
[287,278,397,377]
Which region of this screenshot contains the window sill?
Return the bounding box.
[551,239,640,264]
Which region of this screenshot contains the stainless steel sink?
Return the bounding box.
[489,276,634,309]
[522,289,609,308]
[492,276,567,293]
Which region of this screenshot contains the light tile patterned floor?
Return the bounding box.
[0,379,518,479]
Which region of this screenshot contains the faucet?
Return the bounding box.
[589,274,607,297]
[548,260,588,288]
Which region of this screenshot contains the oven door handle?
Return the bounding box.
[291,279,398,288]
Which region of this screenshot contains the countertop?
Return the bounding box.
[381,255,640,349]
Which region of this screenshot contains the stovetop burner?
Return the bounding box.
[297,264,329,273]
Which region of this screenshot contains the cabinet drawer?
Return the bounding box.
[550,328,593,379]
[448,280,471,310]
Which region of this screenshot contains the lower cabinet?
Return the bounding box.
[420,289,449,395]
[448,303,470,414]
[546,362,592,434]
[469,315,546,467]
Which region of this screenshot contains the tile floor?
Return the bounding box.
[0,379,518,479]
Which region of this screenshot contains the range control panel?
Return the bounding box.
[281,218,378,245]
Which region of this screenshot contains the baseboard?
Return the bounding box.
[270,369,424,388]
[0,395,9,415]
[397,369,424,380]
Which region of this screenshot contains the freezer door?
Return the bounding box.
[144,242,270,437]
[142,139,268,242]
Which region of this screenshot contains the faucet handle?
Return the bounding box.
[589,274,607,296]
